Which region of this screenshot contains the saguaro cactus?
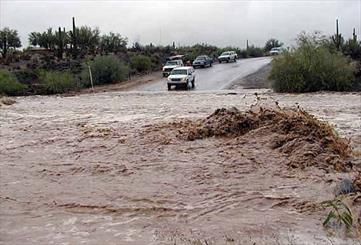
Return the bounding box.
[70,17,78,58]
[353,28,357,42]
[332,19,343,50]
[58,27,63,59]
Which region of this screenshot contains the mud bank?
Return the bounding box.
[229,63,272,90]
[0,91,360,244]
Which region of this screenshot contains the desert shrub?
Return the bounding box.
[238,50,249,58]
[0,69,27,96]
[13,69,39,85]
[247,46,264,57]
[342,39,361,61]
[39,70,78,94]
[270,39,356,92]
[130,55,152,73]
[82,55,129,86]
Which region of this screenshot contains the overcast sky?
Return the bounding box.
[1,0,360,48]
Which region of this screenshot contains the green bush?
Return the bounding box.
[82,55,129,86]
[130,55,152,73]
[13,69,39,85]
[0,69,27,96]
[247,46,265,57]
[270,42,356,92]
[39,70,78,94]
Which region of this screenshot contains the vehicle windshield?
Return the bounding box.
[271,47,280,51]
[171,69,187,75]
[166,61,178,66]
[196,56,206,60]
[221,52,230,56]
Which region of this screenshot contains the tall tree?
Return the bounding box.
[76,26,100,54]
[264,38,283,52]
[0,27,21,57]
[29,32,41,47]
[100,32,127,54]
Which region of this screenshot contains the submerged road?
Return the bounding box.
[133,57,272,91]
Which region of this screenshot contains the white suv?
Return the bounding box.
[218,51,237,63]
[167,67,195,90]
[162,60,184,77]
[269,47,282,55]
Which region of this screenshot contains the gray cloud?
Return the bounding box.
[1,0,360,48]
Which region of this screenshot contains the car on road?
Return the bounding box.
[162,60,184,77]
[167,66,195,90]
[218,51,237,63]
[269,47,282,55]
[192,55,213,68]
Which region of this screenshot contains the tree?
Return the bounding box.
[100,32,127,54]
[76,26,100,54]
[0,27,21,57]
[264,38,283,52]
[28,28,57,50]
[29,32,41,47]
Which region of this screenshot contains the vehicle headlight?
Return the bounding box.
[182,77,187,81]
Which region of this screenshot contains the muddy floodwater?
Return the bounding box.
[0,90,360,244]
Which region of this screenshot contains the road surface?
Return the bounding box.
[133,57,271,91]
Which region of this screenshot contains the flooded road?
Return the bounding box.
[133,57,271,91]
[0,90,360,244]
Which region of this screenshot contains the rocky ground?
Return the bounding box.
[0,90,360,244]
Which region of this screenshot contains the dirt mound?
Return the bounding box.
[0,97,16,106]
[184,107,352,170]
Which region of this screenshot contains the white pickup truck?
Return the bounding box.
[218,51,237,63]
[162,60,184,77]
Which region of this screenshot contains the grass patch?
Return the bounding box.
[0,69,27,96]
[39,70,78,94]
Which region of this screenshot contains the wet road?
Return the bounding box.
[134,57,271,91]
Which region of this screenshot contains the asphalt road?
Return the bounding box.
[133,57,272,91]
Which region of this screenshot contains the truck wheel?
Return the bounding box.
[167,84,171,90]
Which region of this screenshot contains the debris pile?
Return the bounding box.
[184,106,352,170]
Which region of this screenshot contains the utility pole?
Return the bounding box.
[246,40,249,50]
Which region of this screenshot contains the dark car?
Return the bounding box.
[192,55,213,68]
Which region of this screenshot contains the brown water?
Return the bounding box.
[0,90,360,244]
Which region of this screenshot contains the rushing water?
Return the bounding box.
[0,90,360,244]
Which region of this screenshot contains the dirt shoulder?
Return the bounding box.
[229,63,272,90]
[71,71,161,95]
